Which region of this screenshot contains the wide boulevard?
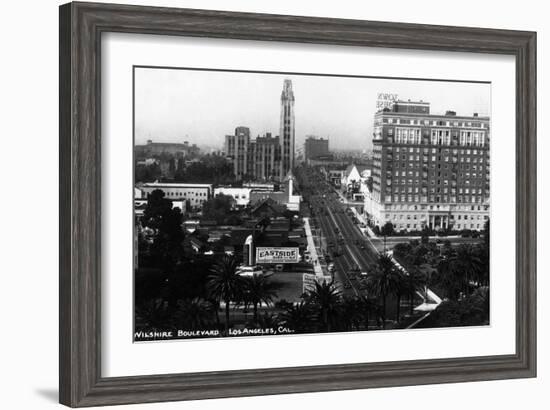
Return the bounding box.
[297,167,381,297]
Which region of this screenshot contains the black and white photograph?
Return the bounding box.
[133,67,491,341]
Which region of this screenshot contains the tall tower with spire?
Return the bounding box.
[279,79,295,180]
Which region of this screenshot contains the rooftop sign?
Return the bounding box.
[376,93,398,111]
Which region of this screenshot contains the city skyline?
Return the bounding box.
[134,69,492,342]
[134,67,491,151]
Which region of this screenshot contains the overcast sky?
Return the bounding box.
[134,67,490,151]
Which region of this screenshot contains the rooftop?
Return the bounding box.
[141,182,212,188]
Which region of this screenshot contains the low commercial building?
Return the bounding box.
[134,198,186,219]
[243,182,275,191]
[135,139,200,157]
[327,169,345,187]
[249,171,301,211]
[139,182,212,210]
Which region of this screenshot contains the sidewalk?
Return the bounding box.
[387,250,442,306]
[333,188,377,238]
[303,217,324,278]
[349,206,378,238]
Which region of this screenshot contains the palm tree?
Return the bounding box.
[406,266,427,316]
[476,245,490,287]
[340,297,364,331]
[243,275,280,325]
[206,296,221,329]
[207,255,248,335]
[455,245,482,294]
[174,298,213,330]
[467,286,490,325]
[135,299,173,332]
[256,312,279,329]
[436,255,462,300]
[305,281,342,332]
[278,301,315,333]
[394,274,409,323]
[366,253,402,329]
[357,295,379,331]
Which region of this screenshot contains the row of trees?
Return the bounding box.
[135,154,234,185]
[137,188,489,335]
[137,242,488,336]
[391,221,490,327]
[173,155,235,185]
[139,189,186,271]
[416,286,490,328]
[201,193,244,225]
[136,251,427,337]
[205,253,425,333]
[372,220,482,239]
[393,221,489,302]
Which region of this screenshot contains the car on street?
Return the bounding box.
[236,265,264,277]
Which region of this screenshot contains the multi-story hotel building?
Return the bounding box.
[367,100,490,232]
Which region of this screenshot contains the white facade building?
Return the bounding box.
[341,164,360,188]
[139,182,212,210]
[213,187,252,208]
[286,174,301,211]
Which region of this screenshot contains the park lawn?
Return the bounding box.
[270,270,307,303]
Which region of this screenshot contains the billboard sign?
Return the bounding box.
[302,273,316,294]
[256,247,300,264]
[376,92,398,111]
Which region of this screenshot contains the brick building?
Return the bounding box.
[304,136,329,161]
[367,100,490,232]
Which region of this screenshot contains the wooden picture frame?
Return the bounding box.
[59,1,536,407]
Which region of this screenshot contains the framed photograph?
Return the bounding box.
[59,2,536,407]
